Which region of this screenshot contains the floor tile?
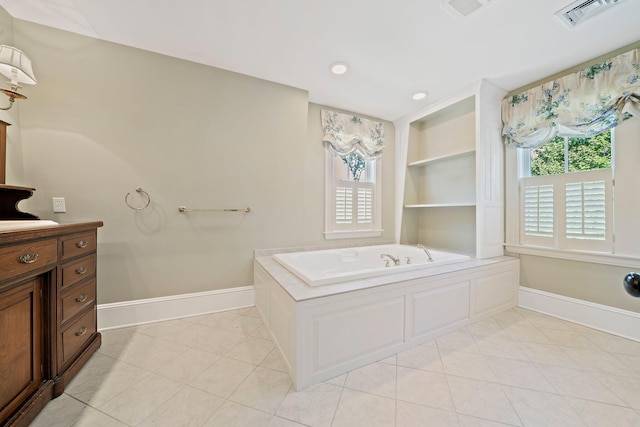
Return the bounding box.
[268,416,308,426]
[30,393,87,427]
[447,376,521,426]
[537,327,601,350]
[137,385,225,427]
[225,335,274,364]
[331,388,396,427]
[437,328,481,353]
[593,373,640,410]
[202,401,272,427]
[485,356,556,392]
[566,396,640,427]
[65,360,151,407]
[396,366,455,411]
[344,361,396,398]
[396,400,459,427]
[98,373,182,425]
[396,344,444,373]
[475,335,529,361]
[276,382,343,427]
[536,364,625,405]
[190,356,256,398]
[457,414,521,426]
[155,347,220,383]
[440,349,497,382]
[502,385,586,426]
[260,348,289,373]
[229,366,292,413]
[32,306,640,427]
[517,341,578,368]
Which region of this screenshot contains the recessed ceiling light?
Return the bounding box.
[412,92,428,100]
[330,62,348,75]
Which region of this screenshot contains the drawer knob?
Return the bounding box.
[76,294,88,303]
[75,266,88,275]
[18,253,39,264]
[75,326,88,337]
[76,240,88,249]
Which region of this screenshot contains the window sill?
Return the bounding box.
[504,244,640,269]
[324,229,384,240]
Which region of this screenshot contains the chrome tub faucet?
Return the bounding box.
[417,244,433,262]
[380,253,400,267]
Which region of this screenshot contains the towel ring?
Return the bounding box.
[125,187,151,210]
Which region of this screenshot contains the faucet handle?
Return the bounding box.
[405,256,412,264]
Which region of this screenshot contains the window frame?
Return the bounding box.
[324,147,382,240]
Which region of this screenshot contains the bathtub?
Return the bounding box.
[273,244,470,286]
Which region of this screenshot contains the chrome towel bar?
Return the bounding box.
[178,206,251,213]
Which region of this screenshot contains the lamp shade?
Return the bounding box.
[0,45,36,85]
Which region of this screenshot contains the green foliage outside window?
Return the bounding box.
[530,131,611,176]
[341,153,366,182]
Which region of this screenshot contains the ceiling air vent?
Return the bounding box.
[441,0,494,17]
[556,0,623,27]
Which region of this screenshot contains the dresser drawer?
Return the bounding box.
[61,254,96,289]
[60,231,96,261]
[0,238,57,282]
[60,307,96,365]
[61,279,96,325]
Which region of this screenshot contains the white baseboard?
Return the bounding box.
[97,286,255,331]
[518,286,640,342]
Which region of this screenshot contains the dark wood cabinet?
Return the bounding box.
[0,277,43,423]
[0,221,102,426]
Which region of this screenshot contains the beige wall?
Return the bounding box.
[520,255,639,312]
[6,17,395,304]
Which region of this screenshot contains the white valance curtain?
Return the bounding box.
[502,48,640,148]
[321,109,385,160]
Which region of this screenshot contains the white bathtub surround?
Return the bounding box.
[254,248,519,390]
[273,244,470,286]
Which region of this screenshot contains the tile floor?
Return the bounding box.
[31,306,640,427]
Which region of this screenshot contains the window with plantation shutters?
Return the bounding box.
[325,149,382,239]
[520,169,612,251]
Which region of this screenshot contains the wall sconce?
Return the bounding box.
[0,45,37,111]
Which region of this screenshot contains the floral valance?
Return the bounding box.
[502,48,640,148]
[321,109,385,160]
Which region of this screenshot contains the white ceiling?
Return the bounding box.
[1,0,639,122]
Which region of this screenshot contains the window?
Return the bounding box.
[519,131,613,252]
[325,150,382,239]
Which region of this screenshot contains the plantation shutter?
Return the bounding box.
[335,186,353,224]
[357,187,373,224]
[565,180,606,240]
[523,184,554,237]
[521,177,555,246]
[559,169,612,251]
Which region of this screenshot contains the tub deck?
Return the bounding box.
[254,250,520,390]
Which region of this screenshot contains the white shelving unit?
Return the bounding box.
[394,80,506,259]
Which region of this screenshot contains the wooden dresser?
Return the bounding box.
[0,221,103,426]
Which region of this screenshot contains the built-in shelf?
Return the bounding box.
[407,148,476,168]
[404,203,476,208]
[396,80,506,258]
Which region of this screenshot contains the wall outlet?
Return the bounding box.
[52,197,66,213]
